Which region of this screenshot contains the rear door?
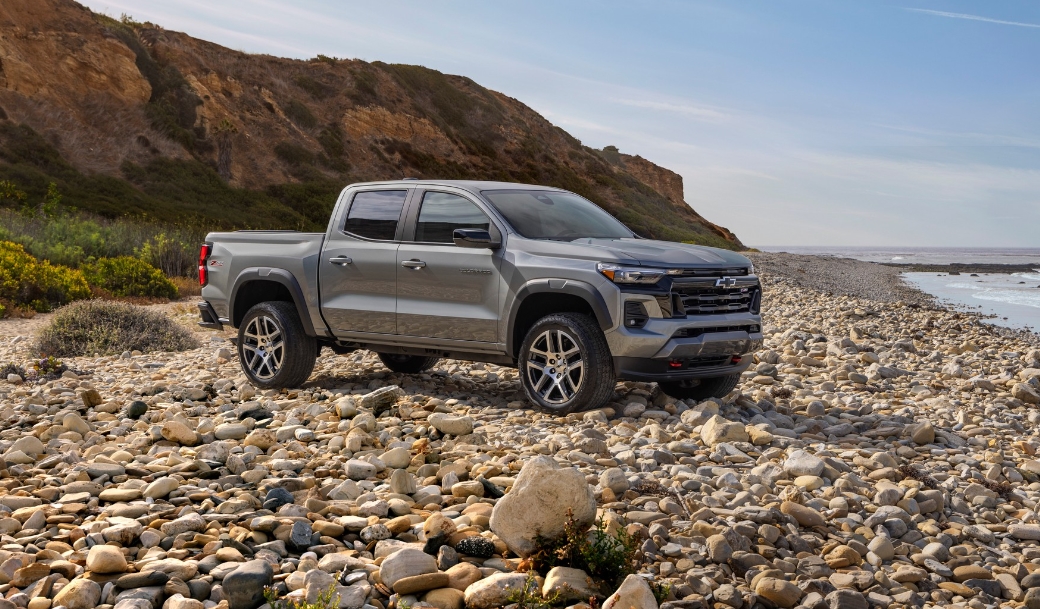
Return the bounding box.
[319,188,409,336]
[396,189,501,342]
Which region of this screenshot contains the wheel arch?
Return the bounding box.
[229,268,316,336]
[506,279,613,358]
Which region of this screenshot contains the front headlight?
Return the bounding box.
[747,263,755,275]
[597,262,666,285]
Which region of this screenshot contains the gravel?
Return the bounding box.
[0,267,1039,609]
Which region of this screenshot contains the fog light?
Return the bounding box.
[624,301,649,329]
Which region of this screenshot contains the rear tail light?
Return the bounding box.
[198,243,212,287]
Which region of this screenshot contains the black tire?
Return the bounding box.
[378,353,440,374]
[659,373,741,402]
[238,301,316,389]
[519,313,615,415]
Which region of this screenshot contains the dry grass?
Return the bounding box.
[170,276,201,298]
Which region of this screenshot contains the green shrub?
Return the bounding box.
[284,100,318,129]
[294,74,333,100]
[531,514,639,591]
[0,198,205,271]
[274,142,316,167]
[34,300,199,356]
[81,256,178,299]
[0,241,90,312]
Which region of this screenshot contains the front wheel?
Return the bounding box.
[377,353,440,374]
[238,301,316,389]
[659,373,741,402]
[519,313,615,415]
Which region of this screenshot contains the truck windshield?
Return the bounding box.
[481,189,634,241]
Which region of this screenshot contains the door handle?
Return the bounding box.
[329,256,352,266]
[401,259,427,269]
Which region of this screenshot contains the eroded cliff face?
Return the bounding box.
[0,0,742,248]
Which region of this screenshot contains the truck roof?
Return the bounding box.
[344,180,564,195]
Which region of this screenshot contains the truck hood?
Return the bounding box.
[581,238,750,267]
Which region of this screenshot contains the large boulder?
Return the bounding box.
[379,548,437,589]
[700,415,748,446]
[489,456,595,557]
[1012,383,1040,404]
[222,560,274,609]
[463,573,529,609]
[53,578,102,609]
[602,574,658,609]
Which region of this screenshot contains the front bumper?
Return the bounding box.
[614,354,753,382]
[605,311,762,382]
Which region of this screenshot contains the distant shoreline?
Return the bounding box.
[749,252,1040,344]
[882,262,1039,274]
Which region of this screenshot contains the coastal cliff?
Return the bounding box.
[0,0,742,247]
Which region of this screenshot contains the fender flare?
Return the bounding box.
[229,268,316,336]
[505,278,614,356]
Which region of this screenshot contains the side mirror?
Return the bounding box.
[453,228,500,249]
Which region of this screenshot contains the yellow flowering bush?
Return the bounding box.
[0,241,90,313]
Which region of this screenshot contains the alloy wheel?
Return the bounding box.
[241,315,284,380]
[525,329,585,405]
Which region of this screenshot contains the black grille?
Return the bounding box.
[669,267,750,277]
[673,324,760,339]
[674,285,759,315]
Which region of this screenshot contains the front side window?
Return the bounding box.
[415,192,490,244]
[344,190,407,240]
[481,189,633,241]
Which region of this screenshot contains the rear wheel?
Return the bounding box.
[238,301,316,388]
[519,313,615,414]
[377,353,440,374]
[659,373,741,402]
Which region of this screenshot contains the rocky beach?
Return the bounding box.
[1,254,1039,609]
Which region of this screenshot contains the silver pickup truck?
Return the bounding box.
[198,180,762,413]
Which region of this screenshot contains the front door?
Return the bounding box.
[319,189,408,335]
[396,190,500,342]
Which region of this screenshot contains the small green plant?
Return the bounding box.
[506,572,559,609]
[530,513,640,591]
[119,13,143,27]
[34,300,200,357]
[263,585,339,609]
[313,54,339,65]
[39,182,62,217]
[649,580,672,605]
[81,256,178,299]
[32,356,66,378]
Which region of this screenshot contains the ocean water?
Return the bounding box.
[758,247,1040,333]
[758,246,1040,266]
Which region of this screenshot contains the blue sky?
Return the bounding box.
[78,0,1040,246]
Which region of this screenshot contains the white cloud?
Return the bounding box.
[904,8,1040,29]
[612,98,730,122]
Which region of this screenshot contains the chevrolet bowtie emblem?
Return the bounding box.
[715,277,737,287]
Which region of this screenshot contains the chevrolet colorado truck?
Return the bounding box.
[197,180,762,413]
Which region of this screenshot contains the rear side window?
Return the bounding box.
[415,192,490,243]
[344,190,407,240]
